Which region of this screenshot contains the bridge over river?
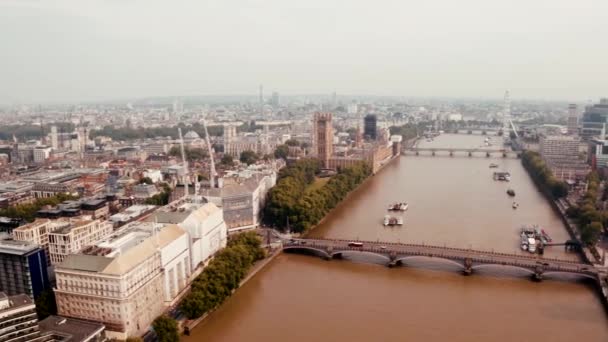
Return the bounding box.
[283,238,604,283]
[403,146,520,157]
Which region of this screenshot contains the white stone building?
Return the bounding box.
[150,200,227,270]
[54,223,188,339]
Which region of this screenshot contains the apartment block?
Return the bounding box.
[0,292,51,342]
[0,240,50,299]
[48,220,113,265]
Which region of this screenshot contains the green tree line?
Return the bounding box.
[264,159,371,233]
[521,151,568,198]
[0,193,78,222]
[179,232,265,319]
[89,123,223,141]
[565,172,603,246]
[168,146,208,161]
[0,122,74,141]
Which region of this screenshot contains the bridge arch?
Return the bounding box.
[471,264,535,275]
[394,255,465,269]
[542,271,598,281]
[331,250,392,262]
[283,246,330,259]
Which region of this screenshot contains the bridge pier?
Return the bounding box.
[486,152,490,158]
[432,151,435,156]
[533,265,544,281]
[415,151,419,156]
[388,251,398,268]
[468,152,472,157]
[502,152,507,158]
[463,258,473,275]
[449,151,453,157]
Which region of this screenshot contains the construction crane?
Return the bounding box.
[202,116,217,188]
[178,128,189,199]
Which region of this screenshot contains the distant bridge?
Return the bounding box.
[283,238,600,282]
[403,147,520,157]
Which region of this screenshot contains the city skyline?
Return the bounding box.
[2,0,608,104]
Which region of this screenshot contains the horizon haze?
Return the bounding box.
[1,0,607,104]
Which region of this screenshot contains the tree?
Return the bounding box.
[240,150,259,165]
[221,154,234,167]
[274,145,289,160]
[35,289,57,320]
[285,139,300,147]
[139,177,153,185]
[152,315,179,342]
[581,222,602,246]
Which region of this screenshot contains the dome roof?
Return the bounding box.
[184,131,200,139]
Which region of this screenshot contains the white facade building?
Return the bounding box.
[151,200,227,270]
[143,169,163,183]
[55,223,188,339]
[33,146,52,163]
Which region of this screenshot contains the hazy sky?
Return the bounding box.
[1,0,607,103]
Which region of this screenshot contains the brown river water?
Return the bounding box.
[184,134,608,341]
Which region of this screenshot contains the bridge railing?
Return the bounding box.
[285,238,584,265]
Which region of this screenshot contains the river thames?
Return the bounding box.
[185,134,608,341]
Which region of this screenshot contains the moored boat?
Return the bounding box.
[388,202,409,211]
[507,189,515,196]
[383,215,403,226]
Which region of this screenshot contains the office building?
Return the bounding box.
[567,104,579,135]
[581,98,608,139]
[0,292,50,341]
[50,126,58,151]
[33,146,52,163]
[55,224,188,339]
[539,135,589,180]
[364,114,377,140]
[13,219,68,266]
[48,220,113,265]
[312,112,333,168]
[0,240,49,298]
[150,200,227,270]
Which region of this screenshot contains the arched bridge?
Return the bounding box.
[283,238,600,282]
[404,147,519,158]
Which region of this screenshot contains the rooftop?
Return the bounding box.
[149,201,221,224]
[39,315,105,341]
[58,224,186,275]
[0,293,34,314]
[0,240,41,256]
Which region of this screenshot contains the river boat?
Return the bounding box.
[507,189,515,196]
[512,202,519,209]
[520,234,529,251]
[388,202,409,211]
[348,242,363,247]
[489,163,499,168]
[493,172,511,181]
[521,226,535,239]
[383,215,403,226]
[527,237,537,253]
